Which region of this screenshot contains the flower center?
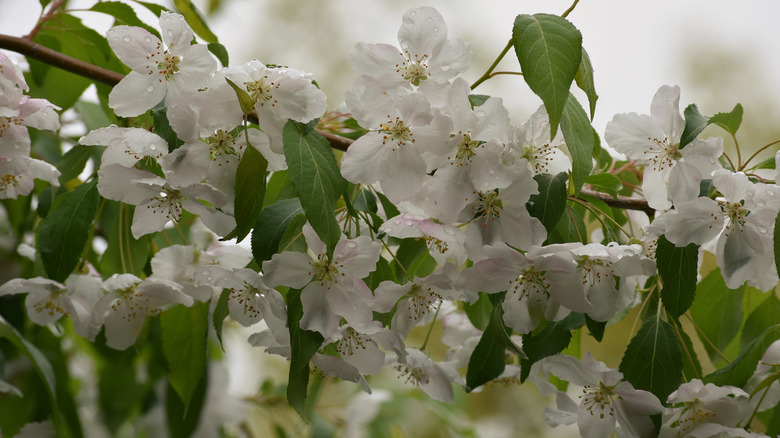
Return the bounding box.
[511,266,550,301]
[472,190,504,227]
[0,173,20,194]
[406,283,442,320]
[677,401,716,433]
[148,188,184,222]
[336,327,369,357]
[0,116,23,139]
[523,143,555,174]
[645,136,682,171]
[32,291,66,317]
[308,254,345,288]
[580,382,615,419]
[398,52,430,86]
[206,129,238,163]
[157,50,181,80]
[395,363,429,386]
[246,77,278,107]
[577,255,613,287]
[449,132,481,166]
[379,117,414,150]
[230,281,262,318]
[721,201,749,234]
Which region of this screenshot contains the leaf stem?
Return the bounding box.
[470,39,514,90]
[684,313,731,364]
[742,139,780,171]
[561,0,581,18]
[420,303,441,352]
[670,319,701,380]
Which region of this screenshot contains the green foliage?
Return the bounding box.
[527,172,568,234]
[584,314,606,342]
[560,93,594,194]
[152,107,184,152]
[89,1,161,38]
[160,303,209,413]
[520,312,585,382]
[225,78,255,115]
[224,140,268,242]
[208,42,229,67]
[212,289,230,350]
[619,317,682,403]
[676,323,703,382]
[656,236,699,318]
[574,48,598,120]
[56,145,94,184]
[512,14,582,138]
[166,371,208,438]
[464,292,492,331]
[131,0,170,16]
[99,203,151,278]
[776,209,780,280]
[690,268,746,365]
[709,103,743,135]
[286,289,325,420]
[283,120,347,257]
[37,180,101,282]
[680,104,708,149]
[252,198,304,265]
[585,173,623,199]
[173,0,219,42]
[706,323,780,388]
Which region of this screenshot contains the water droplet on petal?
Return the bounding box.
[150,145,156,151]
[167,29,174,37]
[410,10,417,16]
[144,36,152,43]
[394,218,403,225]
[756,200,766,207]
[146,85,155,93]
[441,65,451,72]
[404,220,415,226]
[475,110,486,117]
[769,190,777,197]
[488,169,496,175]
[123,36,132,42]
[427,17,433,23]
[443,228,455,236]
[433,27,439,32]
[758,226,768,234]
[346,241,358,248]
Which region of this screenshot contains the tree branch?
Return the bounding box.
[0,32,655,214]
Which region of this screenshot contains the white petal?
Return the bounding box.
[109,71,166,117]
[159,12,193,51]
[107,26,159,69]
[650,85,684,141]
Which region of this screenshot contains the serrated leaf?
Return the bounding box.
[709,103,743,136]
[585,314,606,342]
[705,324,780,388]
[527,172,568,234]
[283,120,346,257]
[173,0,218,43]
[287,289,325,420]
[90,1,161,39]
[0,316,70,436]
[585,173,622,200]
[513,14,582,138]
[38,180,100,282]
[224,142,268,242]
[560,94,594,194]
[619,318,682,402]
[56,145,93,183]
[574,47,598,120]
[520,312,585,381]
[166,369,208,438]
[212,288,230,350]
[208,42,229,67]
[680,104,709,149]
[225,78,254,115]
[689,268,745,364]
[251,198,304,265]
[160,302,208,413]
[657,235,699,318]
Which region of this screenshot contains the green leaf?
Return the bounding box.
[213,288,230,350]
[74,100,113,131]
[619,318,682,402]
[574,47,598,120]
[251,198,304,265]
[520,312,585,382]
[352,187,377,213]
[38,180,100,282]
[680,104,709,149]
[151,107,184,152]
[527,172,568,234]
[464,292,492,331]
[0,316,71,437]
[225,78,255,115]
[585,173,623,200]
[224,142,268,242]
[466,299,509,390]
[40,0,53,8]
[173,0,219,43]
[394,238,438,279]
[131,0,170,16]
[160,302,209,413]
[208,42,229,67]
[547,200,587,244]
[283,120,347,257]
[689,268,745,364]
[468,94,490,107]
[287,289,325,420]
[99,203,151,278]
[705,324,780,388]
[742,293,780,350]
[512,14,582,138]
[709,103,743,136]
[584,314,606,342]
[677,324,703,382]
[90,1,161,39]
[560,94,594,194]
[656,236,699,318]
[376,191,400,220]
[166,370,208,438]
[56,145,93,183]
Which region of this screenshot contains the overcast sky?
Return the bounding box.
[2,0,780,136]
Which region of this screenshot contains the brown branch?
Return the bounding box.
[0,34,123,87]
[0,32,656,215]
